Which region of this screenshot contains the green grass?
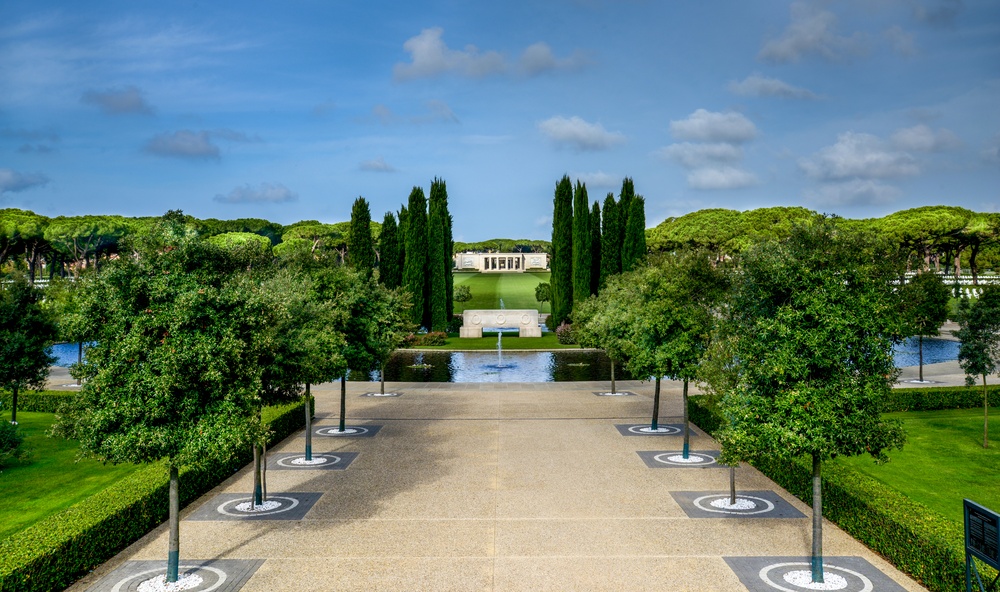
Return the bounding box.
[834,408,999,523]
[453,271,551,312]
[414,331,579,350]
[0,412,142,540]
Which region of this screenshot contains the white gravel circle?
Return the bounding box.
[629,425,680,434]
[782,570,849,590]
[653,453,716,465]
[317,426,368,436]
[710,497,757,510]
[693,494,776,515]
[235,500,282,512]
[758,562,873,592]
[597,392,630,396]
[136,573,204,592]
[217,495,300,516]
[288,456,335,466]
[111,566,227,592]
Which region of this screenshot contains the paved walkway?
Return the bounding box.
[68,380,927,592]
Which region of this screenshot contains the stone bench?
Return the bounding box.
[459,309,542,338]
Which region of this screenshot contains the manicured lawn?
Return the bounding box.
[834,408,999,523]
[0,412,142,540]
[413,331,579,350]
[453,271,551,312]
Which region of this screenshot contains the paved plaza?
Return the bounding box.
[67,379,927,591]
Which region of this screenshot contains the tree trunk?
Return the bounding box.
[77,342,83,385]
[984,374,990,449]
[919,335,924,382]
[339,375,347,432]
[10,385,17,424]
[970,244,981,286]
[380,363,386,395]
[610,360,616,394]
[261,441,267,501]
[305,383,312,461]
[167,465,180,583]
[682,378,690,458]
[651,377,660,430]
[252,445,262,507]
[811,453,824,583]
[730,465,736,505]
[954,246,963,279]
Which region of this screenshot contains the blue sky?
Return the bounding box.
[1,0,998,242]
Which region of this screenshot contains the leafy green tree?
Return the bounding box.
[281,221,343,259]
[550,175,574,327]
[646,208,742,261]
[899,271,951,382]
[574,277,636,395]
[714,221,906,584]
[534,282,550,313]
[572,181,592,307]
[347,197,376,279]
[454,284,473,304]
[0,421,28,467]
[0,275,57,424]
[54,238,274,584]
[402,188,428,327]
[590,201,602,296]
[428,179,448,331]
[600,193,620,285]
[621,195,646,273]
[379,212,401,289]
[956,286,1000,449]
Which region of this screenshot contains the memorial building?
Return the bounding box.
[453,252,549,273]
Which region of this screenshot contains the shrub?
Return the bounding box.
[0,423,28,468]
[0,390,74,414]
[555,322,576,345]
[0,399,307,592]
[883,384,1000,412]
[446,316,463,333]
[415,331,448,346]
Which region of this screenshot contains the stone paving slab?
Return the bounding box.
[265,451,358,470]
[85,559,263,592]
[670,490,806,519]
[725,556,907,592]
[185,492,322,521]
[636,449,724,468]
[615,423,701,437]
[312,424,383,437]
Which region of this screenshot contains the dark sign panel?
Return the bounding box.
[965,499,1000,570]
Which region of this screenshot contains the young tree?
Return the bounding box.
[600,193,620,285]
[621,195,647,273]
[347,197,376,279]
[378,212,401,289]
[402,188,428,327]
[715,221,906,584]
[54,238,273,585]
[534,282,550,313]
[572,181,592,307]
[955,286,1000,449]
[590,201,602,296]
[899,271,951,382]
[0,275,57,424]
[454,284,473,305]
[428,179,448,331]
[550,175,574,327]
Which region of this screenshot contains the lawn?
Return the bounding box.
[414,332,580,350]
[834,408,999,524]
[0,412,142,540]
[453,271,551,312]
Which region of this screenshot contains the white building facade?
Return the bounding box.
[453,252,549,272]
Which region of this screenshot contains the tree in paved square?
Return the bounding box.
[955,285,1000,449]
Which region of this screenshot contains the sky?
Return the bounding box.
[0,0,998,242]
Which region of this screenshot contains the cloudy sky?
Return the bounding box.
[1,0,998,241]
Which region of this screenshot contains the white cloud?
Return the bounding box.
[686,167,758,190]
[359,157,396,172]
[81,85,154,115]
[758,2,867,63]
[890,124,960,152]
[213,182,297,204]
[799,132,919,180]
[572,171,617,188]
[519,42,587,76]
[669,109,757,143]
[884,25,917,57]
[538,116,625,151]
[0,168,49,194]
[144,130,219,160]
[657,142,743,168]
[804,179,901,206]
[393,27,506,81]
[728,74,820,100]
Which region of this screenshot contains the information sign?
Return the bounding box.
[967,499,1000,569]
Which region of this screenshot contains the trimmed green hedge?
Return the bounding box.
[0,390,75,414]
[689,393,994,592]
[0,398,310,592]
[884,384,999,412]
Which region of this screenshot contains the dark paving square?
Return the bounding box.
[266,451,358,470]
[615,423,700,437]
[592,390,636,397]
[85,559,263,592]
[360,392,402,397]
[313,424,383,437]
[670,490,805,518]
[186,492,322,521]
[724,556,906,592]
[636,449,724,468]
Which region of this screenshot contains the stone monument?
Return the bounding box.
[460,309,542,338]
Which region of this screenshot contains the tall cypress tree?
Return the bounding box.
[347,196,375,279]
[551,175,574,327]
[572,181,592,308]
[622,195,647,272]
[601,193,620,285]
[379,212,400,289]
[590,200,602,296]
[433,178,455,320]
[403,188,428,327]
[428,179,448,332]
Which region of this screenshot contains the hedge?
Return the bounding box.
[0,390,75,414]
[689,393,995,592]
[884,384,999,412]
[0,398,313,592]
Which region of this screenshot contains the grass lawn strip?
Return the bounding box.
[834,408,1000,523]
[0,412,140,540]
[411,332,578,350]
[453,271,550,312]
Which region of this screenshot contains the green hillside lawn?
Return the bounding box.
[834,408,999,524]
[0,412,141,540]
[415,332,579,350]
[453,271,551,312]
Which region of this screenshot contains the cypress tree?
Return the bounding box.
[572,181,592,307]
[551,175,574,327]
[622,195,647,272]
[428,179,448,331]
[379,212,400,289]
[601,193,620,284]
[347,196,375,279]
[590,200,602,296]
[403,187,428,327]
